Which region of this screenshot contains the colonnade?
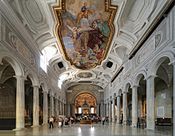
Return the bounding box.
[104,62,175,131]
[15,77,65,130]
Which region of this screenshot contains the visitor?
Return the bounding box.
[49,116,54,129]
[102,116,105,125]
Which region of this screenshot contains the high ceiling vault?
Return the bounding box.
[3,0,173,91]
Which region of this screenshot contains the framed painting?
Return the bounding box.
[53,0,117,70]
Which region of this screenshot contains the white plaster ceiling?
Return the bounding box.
[4,0,173,91]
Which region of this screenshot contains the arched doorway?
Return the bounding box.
[154,58,173,133]
[74,93,97,120]
[0,59,16,130]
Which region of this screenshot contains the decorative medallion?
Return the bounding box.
[53,0,117,70]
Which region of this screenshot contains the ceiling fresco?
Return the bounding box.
[54,0,117,70]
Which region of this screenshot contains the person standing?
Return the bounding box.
[49,116,54,129]
[102,116,105,125]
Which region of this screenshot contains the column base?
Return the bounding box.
[42,123,48,126]
[116,118,120,124]
[112,119,115,123]
[31,125,40,128]
[13,127,26,131]
[146,126,155,130]
[131,123,137,127]
[122,120,127,125]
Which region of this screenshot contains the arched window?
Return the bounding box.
[90,107,95,114]
[40,45,57,72]
[78,107,82,114]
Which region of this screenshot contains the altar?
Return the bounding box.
[80,120,92,124]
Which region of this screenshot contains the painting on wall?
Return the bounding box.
[54,0,117,69]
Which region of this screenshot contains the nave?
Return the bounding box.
[0,123,172,136]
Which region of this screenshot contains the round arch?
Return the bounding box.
[39,79,48,93]
[117,89,122,96]
[0,52,24,76]
[149,50,175,76]
[134,70,147,86]
[25,70,39,87]
[123,81,132,93]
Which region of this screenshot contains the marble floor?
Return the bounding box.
[0,123,173,136]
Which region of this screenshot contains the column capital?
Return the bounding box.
[49,92,54,97]
[14,75,26,80]
[131,85,139,89]
[123,91,127,94]
[43,91,48,94]
[146,74,157,80]
[169,60,175,66]
[33,85,40,88]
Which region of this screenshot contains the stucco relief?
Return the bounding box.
[155,33,161,47]
[123,70,131,80]
[20,0,45,26]
[2,20,36,66]
[135,37,154,66]
[24,0,43,23]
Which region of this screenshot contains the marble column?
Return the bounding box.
[50,95,54,116]
[63,103,65,115]
[116,96,121,124]
[96,104,99,115]
[15,76,25,130]
[104,103,106,117]
[43,91,48,125]
[58,100,60,115]
[55,98,59,117]
[72,104,75,116]
[54,98,56,116]
[60,102,62,115]
[109,101,112,122]
[106,102,109,116]
[104,103,106,116]
[123,92,127,125]
[173,63,175,136]
[49,95,51,117]
[67,103,71,116]
[100,102,104,117]
[146,75,155,130]
[33,86,39,126]
[132,86,138,127]
[112,98,116,122]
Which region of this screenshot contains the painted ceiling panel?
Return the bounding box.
[53,0,117,70]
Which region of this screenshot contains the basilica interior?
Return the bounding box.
[0,0,175,136]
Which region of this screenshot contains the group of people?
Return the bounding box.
[48,116,74,129]
[48,115,110,128]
